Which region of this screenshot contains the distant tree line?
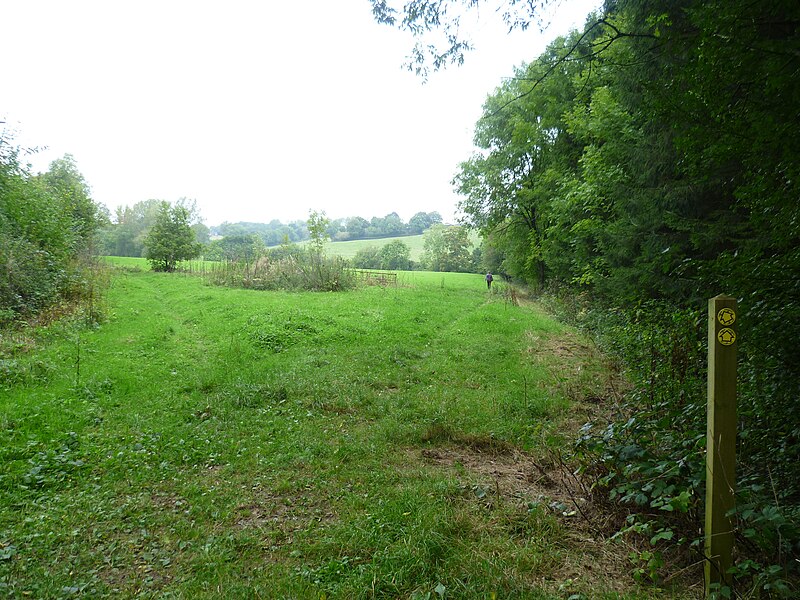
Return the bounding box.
[323,211,443,241]
[210,210,443,247]
[99,209,445,261]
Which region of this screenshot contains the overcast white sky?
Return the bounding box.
[2,0,601,226]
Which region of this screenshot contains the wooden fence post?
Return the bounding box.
[705,294,738,595]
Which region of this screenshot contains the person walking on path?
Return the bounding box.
[485,272,493,290]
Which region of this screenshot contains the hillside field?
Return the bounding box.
[301,234,427,261]
[0,260,695,598]
[297,230,480,262]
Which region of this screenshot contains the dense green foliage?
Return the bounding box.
[0,139,105,323]
[351,239,413,270]
[420,224,477,273]
[448,0,799,592]
[99,198,207,258]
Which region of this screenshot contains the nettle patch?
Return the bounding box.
[242,310,335,353]
[13,432,88,492]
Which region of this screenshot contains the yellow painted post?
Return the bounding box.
[705,295,738,595]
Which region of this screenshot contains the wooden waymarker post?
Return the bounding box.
[705,295,738,595]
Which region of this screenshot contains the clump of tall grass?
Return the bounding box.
[205,248,356,292]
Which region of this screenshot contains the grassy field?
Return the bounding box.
[0,260,693,598]
[303,235,428,261]
[300,231,479,262]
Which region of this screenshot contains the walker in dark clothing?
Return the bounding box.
[485,272,493,289]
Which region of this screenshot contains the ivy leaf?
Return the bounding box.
[650,529,674,545]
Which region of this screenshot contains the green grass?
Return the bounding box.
[0,261,690,598]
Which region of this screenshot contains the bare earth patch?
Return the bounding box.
[408,304,700,597]
[234,494,336,536]
[417,444,699,597]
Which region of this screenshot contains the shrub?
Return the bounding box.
[207,247,355,292]
[144,202,201,272]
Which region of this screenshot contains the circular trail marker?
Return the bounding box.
[717,308,736,326]
[717,327,736,346]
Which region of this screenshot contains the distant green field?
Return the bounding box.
[307,231,480,262]
[113,232,475,266]
[312,234,427,261]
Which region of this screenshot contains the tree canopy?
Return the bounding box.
[0,140,105,322]
[420,224,475,272]
[369,0,556,77]
[144,201,202,272]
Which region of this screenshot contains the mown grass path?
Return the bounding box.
[1,266,672,598]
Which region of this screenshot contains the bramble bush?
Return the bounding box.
[553,295,800,595]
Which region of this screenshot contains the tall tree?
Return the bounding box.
[144,202,201,272]
[447,1,800,587]
[379,239,412,270]
[36,154,102,250]
[455,26,592,286]
[420,224,473,272]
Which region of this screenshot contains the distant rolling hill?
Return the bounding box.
[303,234,427,261]
[303,231,480,263]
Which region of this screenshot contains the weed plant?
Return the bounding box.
[190,250,355,292]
